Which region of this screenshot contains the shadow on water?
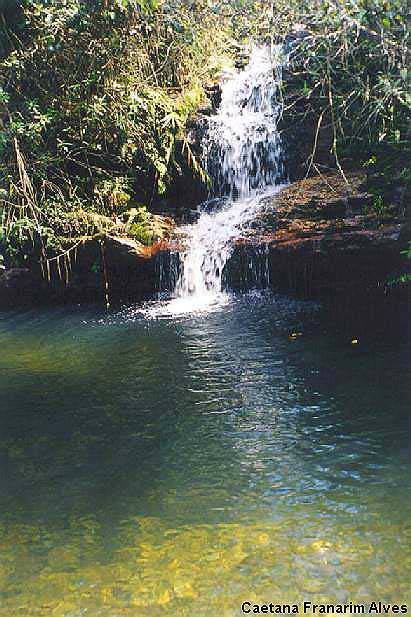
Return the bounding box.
[0,292,410,615]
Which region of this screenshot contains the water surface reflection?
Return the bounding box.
[0,293,410,615]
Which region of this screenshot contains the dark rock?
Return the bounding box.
[204,83,222,111]
[284,25,312,54]
[0,238,169,309]
[179,209,201,224]
[0,268,45,307]
[198,197,227,214]
[225,171,409,297]
[186,115,209,149]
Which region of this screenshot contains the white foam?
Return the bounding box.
[162,45,287,316]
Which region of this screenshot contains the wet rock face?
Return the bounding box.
[162,84,222,211]
[0,267,45,307]
[225,172,410,297]
[203,84,222,112]
[198,197,228,214]
[0,239,164,309]
[1,171,408,307]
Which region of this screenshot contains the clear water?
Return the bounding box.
[0,294,410,616]
[172,46,286,310]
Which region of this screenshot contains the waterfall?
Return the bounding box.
[169,45,286,312]
[205,45,285,199]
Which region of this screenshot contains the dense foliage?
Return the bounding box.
[0,0,409,276]
[0,0,232,271]
[280,1,409,196]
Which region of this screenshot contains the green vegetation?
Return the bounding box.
[276,0,409,210]
[0,0,232,272]
[0,0,409,281]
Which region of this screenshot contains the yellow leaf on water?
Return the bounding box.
[258,533,269,545]
[311,540,332,552]
[157,588,172,605]
[174,581,197,599]
[169,557,180,570]
[101,586,112,603]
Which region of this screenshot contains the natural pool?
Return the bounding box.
[0,293,410,616]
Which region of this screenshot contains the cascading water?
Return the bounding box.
[205,45,285,200]
[169,45,287,312]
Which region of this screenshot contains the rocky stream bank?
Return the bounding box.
[1,170,409,309]
[227,171,409,297]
